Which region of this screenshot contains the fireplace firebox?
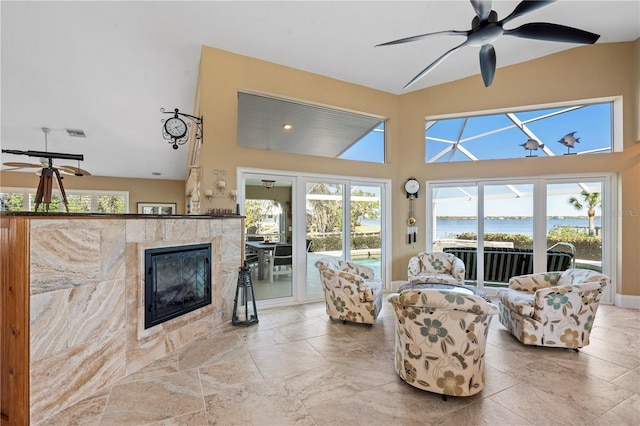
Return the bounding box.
[145,243,212,329]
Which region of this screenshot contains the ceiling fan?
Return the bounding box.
[376,0,601,88]
[2,127,91,176]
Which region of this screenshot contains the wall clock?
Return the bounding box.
[161,108,204,150]
[164,116,188,139]
[405,177,420,244]
[405,178,420,198]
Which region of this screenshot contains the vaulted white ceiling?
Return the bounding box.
[1,1,638,180]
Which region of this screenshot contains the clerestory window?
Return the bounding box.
[425,98,619,163]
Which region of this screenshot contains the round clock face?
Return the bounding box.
[164,117,187,138]
[405,179,420,195]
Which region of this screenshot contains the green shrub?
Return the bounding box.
[308,234,381,251]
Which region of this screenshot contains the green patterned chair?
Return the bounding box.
[388,288,498,398]
[407,252,466,285]
[496,269,609,349]
[315,257,383,325]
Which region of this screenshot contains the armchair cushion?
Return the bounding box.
[407,252,465,285]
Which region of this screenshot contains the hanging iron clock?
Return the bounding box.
[405,178,420,245]
[161,108,203,150]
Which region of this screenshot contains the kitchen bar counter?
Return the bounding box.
[0,211,244,219]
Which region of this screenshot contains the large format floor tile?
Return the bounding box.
[37,300,640,425]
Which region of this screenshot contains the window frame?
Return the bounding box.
[424,96,623,163]
[424,172,617,304]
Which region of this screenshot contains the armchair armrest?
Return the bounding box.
[339,261,374,279]
[451,257,466,282]
[407,256,420,280]
[508,272,562,293]
[334,270,380,303]
[532,281,605,322]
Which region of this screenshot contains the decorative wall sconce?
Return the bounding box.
[160,108,203,150]
[206,169,236,200]
[262,179,275,189]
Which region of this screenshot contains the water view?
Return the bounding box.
[434,217,601,239]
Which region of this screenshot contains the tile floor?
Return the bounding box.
[40,300,639,425]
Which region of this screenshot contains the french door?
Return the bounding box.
[240,169,390,307]
[303,179,386,301]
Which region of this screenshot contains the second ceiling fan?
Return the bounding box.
[376,0,600,88]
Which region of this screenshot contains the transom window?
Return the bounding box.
[237,91,386,164]
[425,99,617,163]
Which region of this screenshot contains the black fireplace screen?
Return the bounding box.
[145,243,212,329]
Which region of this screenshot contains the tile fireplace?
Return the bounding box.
[144,243,212,329]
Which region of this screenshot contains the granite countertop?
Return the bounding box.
[0,211,245,219]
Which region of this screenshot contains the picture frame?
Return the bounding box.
[137,202,177,215]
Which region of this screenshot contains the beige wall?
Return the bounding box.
[196,41,639,298]
[0,171,186,214]
[2,41,636,297]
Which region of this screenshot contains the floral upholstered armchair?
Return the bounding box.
[407,252,466,285]
[315,257,383,325]
[388,288,498,398]
[496,269,609,349]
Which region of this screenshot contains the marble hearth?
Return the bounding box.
[23,215,242,424]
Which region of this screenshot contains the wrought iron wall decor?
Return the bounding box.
[160,108,203,150]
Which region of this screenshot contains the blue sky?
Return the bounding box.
[426,102,612,161]
[340,102,612,164]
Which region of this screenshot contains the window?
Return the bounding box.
[244,199,285,243]
[237,91,386,163]
[0,187,128,213]
[427,174,615,305]
[339,122,385,163]
[426,99,617,163]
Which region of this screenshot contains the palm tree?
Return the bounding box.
[568,191,601,235]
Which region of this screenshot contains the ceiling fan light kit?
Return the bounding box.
[376,0,600,88]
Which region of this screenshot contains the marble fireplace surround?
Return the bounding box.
[28,216,242,424]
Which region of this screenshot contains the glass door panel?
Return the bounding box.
[547,181,603,273]
[350,184,382,280]
[431,185,478,284]
[483,183,533,287]
[305,181,345,299]
[244,177,293,302]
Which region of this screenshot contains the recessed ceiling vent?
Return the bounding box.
[66,128,86,137]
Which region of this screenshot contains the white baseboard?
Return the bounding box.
[615,293,640,309]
